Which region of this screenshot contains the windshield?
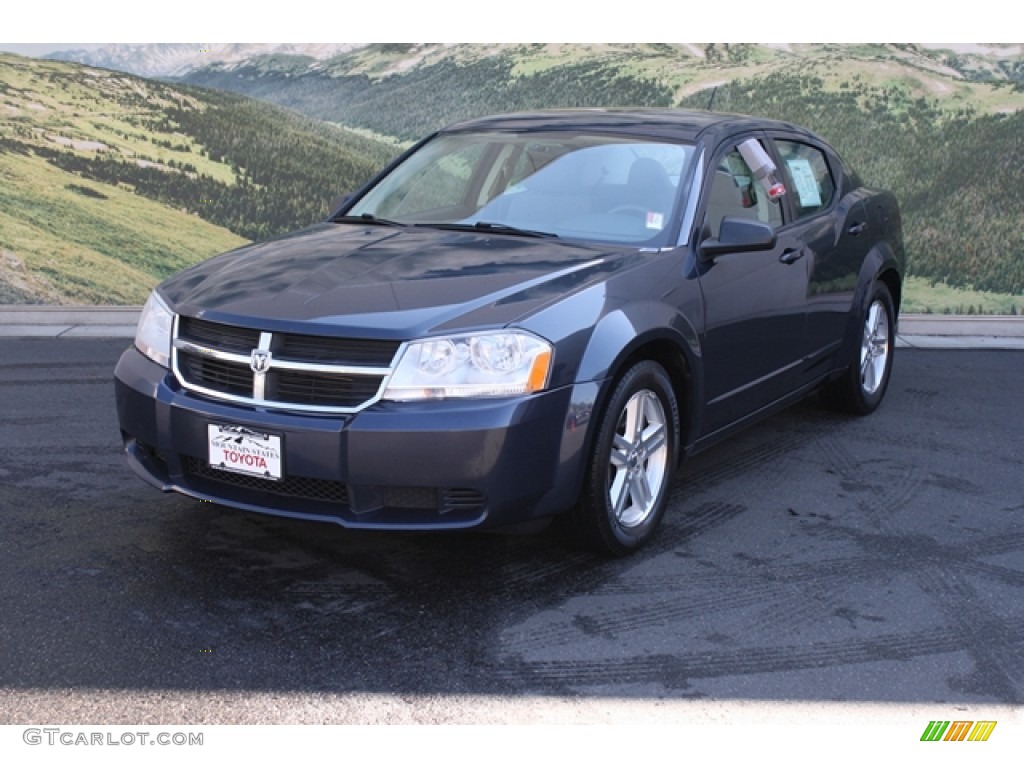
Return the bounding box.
[346,131,696,246]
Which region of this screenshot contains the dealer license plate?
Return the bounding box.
[207,424,282,481]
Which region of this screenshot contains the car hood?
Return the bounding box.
[160,223,636,338]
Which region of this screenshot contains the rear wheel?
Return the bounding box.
[570,360,679,556]
[822,281,895,415]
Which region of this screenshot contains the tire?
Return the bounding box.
[569,360,679,556]
[822,281,895,415]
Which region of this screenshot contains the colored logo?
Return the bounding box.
[920,720,997,742]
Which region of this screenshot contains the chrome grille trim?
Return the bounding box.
[174,338,250,364]
[171,316,401,414]
[252,331,272,400]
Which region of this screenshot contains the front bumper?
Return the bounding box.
[114,346,591,530]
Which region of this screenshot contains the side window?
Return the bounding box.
[775,140,835,218]
[704,143,783,238]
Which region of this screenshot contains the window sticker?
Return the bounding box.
[646,211,664,230]
[786,157,822,208]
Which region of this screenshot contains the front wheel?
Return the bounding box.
[569,360,679,556]
[822,281,895,415]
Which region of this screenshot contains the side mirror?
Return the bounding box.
[699,217,776,260]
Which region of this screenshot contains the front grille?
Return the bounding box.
[271,370,382,407]
[172,317,399,413]
[277,334,399,366]
[178,352,253,396]
[442,488,487,512]
[179,316,260,353]
[381,486,438,510]
[184,456,349,504]
[182,457,487,524]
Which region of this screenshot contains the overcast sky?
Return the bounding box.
[0,44,107,56]
[0,1,1015,61]
[3,0,1015,47]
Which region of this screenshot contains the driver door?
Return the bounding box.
[695,136,811,435]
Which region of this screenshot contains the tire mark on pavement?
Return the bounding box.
[496,618,1024,692]
[808,429,1024,702]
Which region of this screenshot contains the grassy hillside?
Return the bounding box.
[678,73,1024,298]
[902,276,1020,316]
[4,45,1022,310]
[184,43,1024,140]
[0,54,395,304]
[0,146,247,304]
[184,44,678,141]
[183,43,1024,307]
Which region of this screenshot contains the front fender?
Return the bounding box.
[527,302,705,518]
[575,301,701,384]
[576,298,705,459]
[518,252,705,506]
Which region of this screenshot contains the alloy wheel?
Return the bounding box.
[608,389,669,528]
[860,299,890,396]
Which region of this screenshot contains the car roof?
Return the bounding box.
[441,108,823,146]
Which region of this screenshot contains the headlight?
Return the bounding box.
[383,331,553,400]
[135,290,175,368]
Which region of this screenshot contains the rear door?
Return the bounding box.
[768,134,869,376]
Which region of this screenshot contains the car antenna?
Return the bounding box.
[707,86,718,111]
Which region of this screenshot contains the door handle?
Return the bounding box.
[847,222,867,236]
[779,248,804,265]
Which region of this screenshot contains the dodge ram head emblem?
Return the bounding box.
[250,349,272,374]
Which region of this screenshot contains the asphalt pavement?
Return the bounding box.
[0,336,1021,725]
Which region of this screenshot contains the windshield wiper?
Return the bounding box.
[415,221,559,239]
[333,213,407,227]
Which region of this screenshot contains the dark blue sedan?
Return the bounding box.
[115,109,904,555]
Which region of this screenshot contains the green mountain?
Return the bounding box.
[182,44,1024,140]
[4,45,1022,309]
[183,43,1024,302]
[0,54,395,304]
[679,72,1024,300]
